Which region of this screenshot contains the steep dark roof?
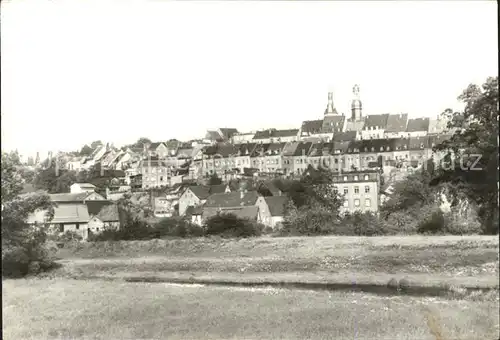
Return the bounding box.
[293,142,313,156]
[253,129,299,140]
[308,142,333,157]
[86,200,114,216]
[301,120,323,135]
[265,142,286,155]
[206,130,223,142]
[204,191,260,208]
[364,114,389,130]
[321,115,345,134]
[264,196,289,217]
[385,114,409,132]
[282,141,300,156]
[332,141,350,153]
[406,118,430,132]
[332,131,357,142]
[187,184,229,200]
[219,128,239,140]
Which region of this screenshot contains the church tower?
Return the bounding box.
[351,84,362,121]
[324,92,339,116]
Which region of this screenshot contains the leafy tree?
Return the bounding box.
[380,170,438,219]
[79,144,93,156]
[90,140,103,149]
[432,77,499,234]
[129,137,152,149]
[208,173,222,185]
[2,152,56,277]
[33,166,77,194]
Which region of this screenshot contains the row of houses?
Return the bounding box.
[27,183,123,241]
[152,168,381,228]
[186,135,451,179]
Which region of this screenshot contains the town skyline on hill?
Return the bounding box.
[2,1,497,158]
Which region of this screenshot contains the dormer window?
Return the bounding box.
[364,174,369,180]
[380,147,384,151]
[354,175,359,181]
[371,147,375,152]
[343,176,348,181]
[386,146,390,151]
[403,144,407,149]
[364,148,368,152]
[348,149,351,153]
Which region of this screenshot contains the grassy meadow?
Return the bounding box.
[48,235,499,288]
[3,279,499,340]
[3,235,499,339]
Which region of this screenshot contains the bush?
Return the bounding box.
[341,211,388,236]
[417,210,446,234]
[154,217,205,238]
[204,213,262,238]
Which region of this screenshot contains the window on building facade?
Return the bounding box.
[354,175,359,181]
[364,174,369,180]
[365,185,370,193]
[333,186,338,194]
[354,186,359,194]
[343,200,349,207]
[160,176,163,181]
[75,223,80,230]
[354,199,360,207]
[344,188,348,194]
[59,224,64,233]
[365,198,371,207]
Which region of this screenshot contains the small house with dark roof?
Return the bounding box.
[360,114,390,140]
[178,184,231,216]
[255,195,289,229]
[86,203,121,237]
[406,118,430,137]
[201,191,260,222]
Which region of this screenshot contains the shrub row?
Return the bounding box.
[88,213,265,242]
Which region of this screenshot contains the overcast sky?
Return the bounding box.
[1,0,498,159]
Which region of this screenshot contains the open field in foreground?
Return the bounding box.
[3,279,499,340]
[50,236,499,288]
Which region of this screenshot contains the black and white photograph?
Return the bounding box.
[1,0,499,339]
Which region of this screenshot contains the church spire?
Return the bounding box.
[351,84,363,121]
[324,92,338,116]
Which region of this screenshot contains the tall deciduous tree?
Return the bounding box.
[2,152,55,277]
[432,77,499,234]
